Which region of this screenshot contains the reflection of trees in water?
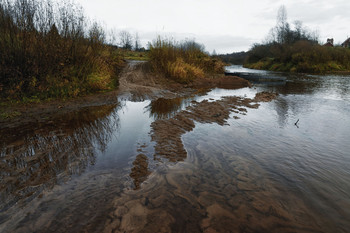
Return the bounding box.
[147,97,194,120]
[147,97,183,120]
[0,105,119,211]
[320,75,350,100]
[262,75,322,127]
[266,74,321,95]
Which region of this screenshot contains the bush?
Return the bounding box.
[148,37,225,84]
[245,41,350,73]
[0,0,124,99]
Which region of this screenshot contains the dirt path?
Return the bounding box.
[117,61,180,101]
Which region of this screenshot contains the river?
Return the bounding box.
[1,65,349,232]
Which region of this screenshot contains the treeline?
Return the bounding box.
[149,37,225,84]
[217,51,247,65]
[245,41,350,73]
[0,0,125,99]
[244,6,350,73]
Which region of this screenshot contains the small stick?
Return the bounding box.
[294,119,299,126]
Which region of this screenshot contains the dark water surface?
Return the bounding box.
[1,66,350,232]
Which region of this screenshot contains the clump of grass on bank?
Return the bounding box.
[148,37,225,84]
[0,0,125,101]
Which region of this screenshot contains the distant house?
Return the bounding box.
[323,38,334,47]
[341,38,350,48]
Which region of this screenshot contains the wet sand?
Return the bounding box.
[151,92,277,162]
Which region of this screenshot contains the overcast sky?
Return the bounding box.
[76,0,350,54]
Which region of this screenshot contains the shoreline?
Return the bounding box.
[0,61,250,130]
[243,63,350,76]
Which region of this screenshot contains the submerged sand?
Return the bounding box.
[151,92,278,162]
[101,92,330,233]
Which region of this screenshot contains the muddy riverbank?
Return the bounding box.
[0,61,249,130]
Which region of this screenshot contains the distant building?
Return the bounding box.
[341,38,350,48]
[323,38,334,47]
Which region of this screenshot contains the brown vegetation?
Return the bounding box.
[0,0,125,100]
[148,37,225,84]
[245,41,350,73]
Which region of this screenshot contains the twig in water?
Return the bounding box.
[294,119,299,128]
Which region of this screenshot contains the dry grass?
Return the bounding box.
[0,0,124,100]
[149,37,225,84]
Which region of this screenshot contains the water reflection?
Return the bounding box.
[147,97,183,119]
[147,97,195,120]
[0,104,119,212]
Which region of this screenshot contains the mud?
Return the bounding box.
[254,91,279,102]
[151,92,276,162]
[191,75,251,89]
[130,154,151,190]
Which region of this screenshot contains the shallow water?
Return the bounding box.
[1,66,350,232]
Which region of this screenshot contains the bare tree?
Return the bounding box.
[276,5,288,44]
[134,32,141,51]
[265,27,277,43]
[277,5,287,28]
[266,5,318,44]
[107,28,118,46]
[119,30,132,50]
